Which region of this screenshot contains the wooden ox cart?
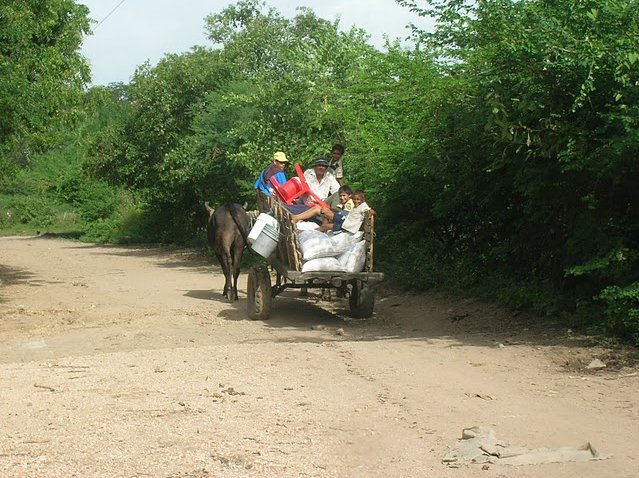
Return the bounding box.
[246,193,384,320]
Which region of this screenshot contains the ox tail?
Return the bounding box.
[228,203,250,248]
[206,214,216,246]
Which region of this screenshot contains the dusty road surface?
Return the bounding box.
[0,235,637,478]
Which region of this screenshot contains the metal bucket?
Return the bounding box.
[250,223,280,258]
[248,213,278,244]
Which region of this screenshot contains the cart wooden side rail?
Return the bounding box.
[247,192,384,320]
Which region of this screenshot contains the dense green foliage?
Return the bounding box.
[0,83,144,243]
[85,2,381,241]
[394,0,639,341]
[1,0,637,343]
[0,0,91,172]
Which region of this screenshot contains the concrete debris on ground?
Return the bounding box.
[443,426,609,467]
[586,359,607,369]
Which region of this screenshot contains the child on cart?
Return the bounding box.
[316,185,353,232]
[317,190,373,233]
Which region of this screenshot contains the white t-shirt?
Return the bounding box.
[329,157,343,179]
[341,202,370,233]
[304,168,340,200]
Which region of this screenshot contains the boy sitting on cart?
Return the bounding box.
[317,190,374,233]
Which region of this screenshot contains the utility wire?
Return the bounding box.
[94,0,128,30]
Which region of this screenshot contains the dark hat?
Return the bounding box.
[314,157,329,167]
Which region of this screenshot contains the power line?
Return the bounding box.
[94,0,128,30]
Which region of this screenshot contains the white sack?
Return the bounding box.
[298,230,326,245]
[329,230,364,253]
[295,221,319,231]
[299,231,340,261]
[338,240,367,273]
[301,257,345,272]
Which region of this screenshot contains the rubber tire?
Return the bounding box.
[247,267,272,320]
[349,280,375,318]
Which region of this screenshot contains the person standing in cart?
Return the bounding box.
[254,151,288,196]
[326,144,346,209]
[328,144,345,186]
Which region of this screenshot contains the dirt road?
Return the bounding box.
[0,235,637,477]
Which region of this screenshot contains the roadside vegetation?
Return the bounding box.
[1,0,637,343]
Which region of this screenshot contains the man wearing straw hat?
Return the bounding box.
[254,151,288,196]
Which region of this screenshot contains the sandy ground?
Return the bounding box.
[0,235,637,478]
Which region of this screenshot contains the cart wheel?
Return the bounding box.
[247,267,272,320]
[349,280,375,318]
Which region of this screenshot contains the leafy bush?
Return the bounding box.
[597,283,639,344]
[56,175,121,222]
[1,195,56,228]
[79,217,120,243]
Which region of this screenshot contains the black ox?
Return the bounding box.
[205,202,250,302]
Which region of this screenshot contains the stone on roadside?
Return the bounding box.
[586,359,606,370]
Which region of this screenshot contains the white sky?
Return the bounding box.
[79,0,431,86]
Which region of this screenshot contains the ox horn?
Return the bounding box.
[204,202,215,216]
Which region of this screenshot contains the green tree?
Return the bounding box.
[0,0,91,170]
[397,0,639,338]
[199,0,377,176]
[89,0,381,240]
[84,47,235,241]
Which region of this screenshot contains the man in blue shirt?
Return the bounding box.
[255,151,288,195]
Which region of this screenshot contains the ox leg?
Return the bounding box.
[230,262,238,302]
[230,242,245,301]
[221,251,235,301]
[232,268,240,301]
[215,251,231,298]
